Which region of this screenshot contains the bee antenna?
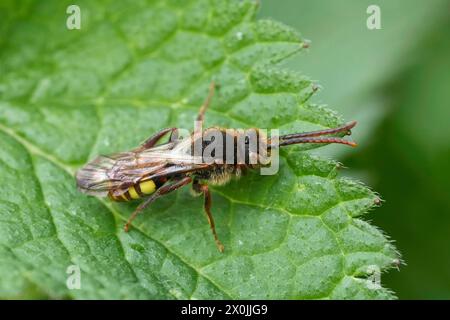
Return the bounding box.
[268,121,358,148]
[279,121,357,140]
[270,137,357,148]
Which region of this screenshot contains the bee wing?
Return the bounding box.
[76,140,207,197]
[75,153,135,196]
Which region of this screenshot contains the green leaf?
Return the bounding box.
[0,0,399,299]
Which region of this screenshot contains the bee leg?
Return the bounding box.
[193,180,225,253]
[124,176,192,232]
[195,81,216,126]
[168,128,179,142]
[139,127,178,149]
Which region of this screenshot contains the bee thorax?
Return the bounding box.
[196,165,242,186]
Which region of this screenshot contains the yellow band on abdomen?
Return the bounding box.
[128,186,140,199]
[140,180,156,194]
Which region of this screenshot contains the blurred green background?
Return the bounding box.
[260,0,450,299]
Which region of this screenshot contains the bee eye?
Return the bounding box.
[245,136,250,145]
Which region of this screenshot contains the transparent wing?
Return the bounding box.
[76,153,135,196]
[75,138,207,196]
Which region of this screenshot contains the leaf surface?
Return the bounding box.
[0,0,399,299]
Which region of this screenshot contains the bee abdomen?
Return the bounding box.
[109,180,157,202]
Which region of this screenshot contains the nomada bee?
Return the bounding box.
[76,82,357,252]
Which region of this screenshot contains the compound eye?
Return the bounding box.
[244,136,250,145]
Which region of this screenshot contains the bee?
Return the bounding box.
[76,82,357,252]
